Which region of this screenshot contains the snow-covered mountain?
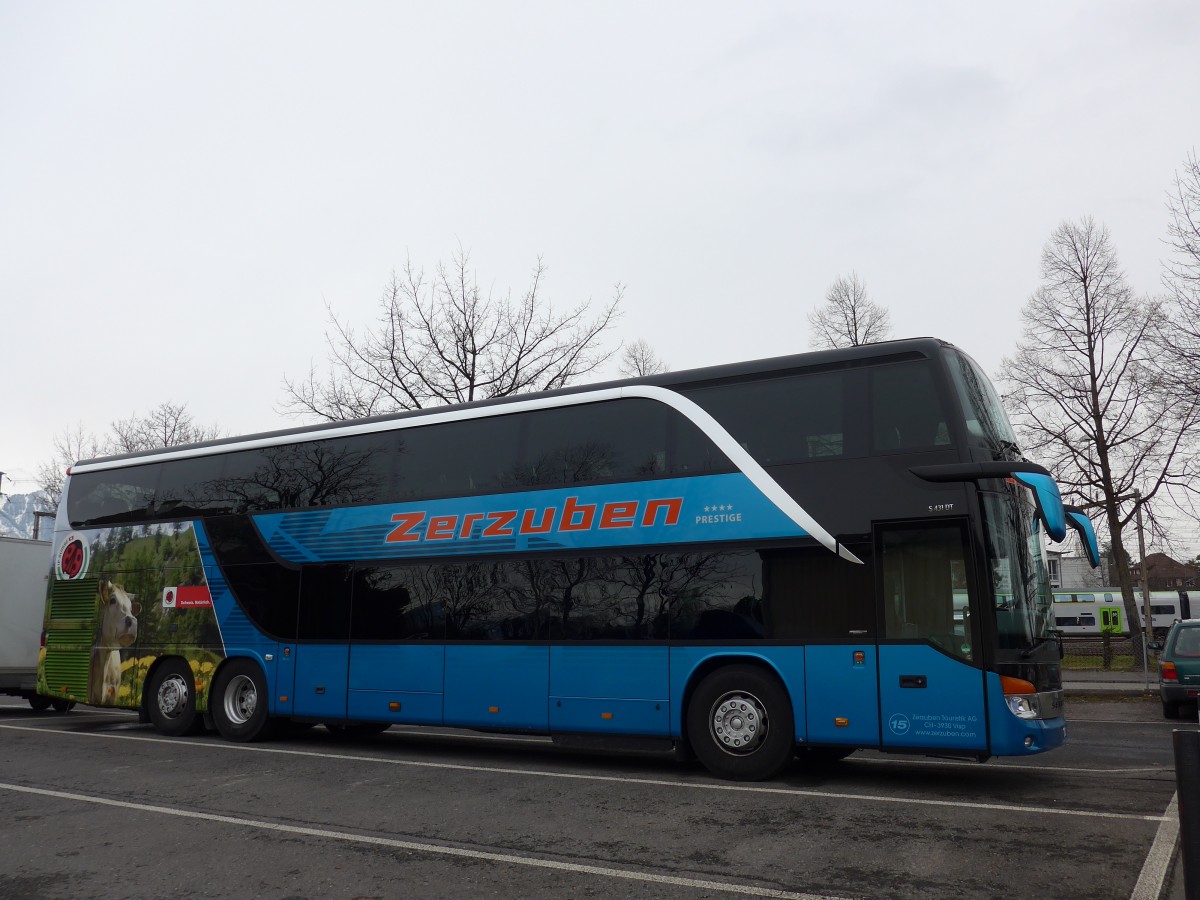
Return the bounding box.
[0,492,54,540]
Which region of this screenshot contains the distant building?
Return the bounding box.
[1129,552,1200,591]
[1046,549,1108,590]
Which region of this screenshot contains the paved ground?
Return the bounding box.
[0,693,1194,900]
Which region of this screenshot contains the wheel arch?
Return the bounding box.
[676,651,796,754]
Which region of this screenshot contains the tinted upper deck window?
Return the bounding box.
[871,361,952,452]
[683,372,851,464]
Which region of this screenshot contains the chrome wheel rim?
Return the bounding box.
[223,674,257,726]
[156,673,190,720]
[709,690,768,756]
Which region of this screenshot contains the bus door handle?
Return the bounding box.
[899,675,927,689]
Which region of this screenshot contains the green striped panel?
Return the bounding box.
[48,578,99,621]
[43,630,93,700]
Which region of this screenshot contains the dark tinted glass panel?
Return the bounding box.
[264,434,395,509]
[156,455,240,516]
[685,373,850,465]
[431,561,551,641]
[298,564,352,640]
[219,563,300,640]
[871,362,951,451]
[524,400,667,487]
[68,464,161,526]
[351,565,445,641]
[211,450,283,512]
[669,551,765,640]
[881,526,973,661]
[946,348,1018,453]
[762,545,875,641]
[393,415,524,501]
[204,515,275,566]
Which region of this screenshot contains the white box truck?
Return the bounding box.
[0,536,71,710]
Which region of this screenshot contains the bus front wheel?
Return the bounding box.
[147,659,203,737]
[211,659,276,743]
[686,665,795,781]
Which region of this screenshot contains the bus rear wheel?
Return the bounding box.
[211,659,276,743]
[147,659,203,736]
[686,665,795,781]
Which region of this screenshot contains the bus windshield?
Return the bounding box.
[981,488,1054,650]
[946,349,1019,457]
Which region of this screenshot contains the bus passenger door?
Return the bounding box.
[876,524,987,753]
[290,565,351,722]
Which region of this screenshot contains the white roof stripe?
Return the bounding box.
[69,385,861,563]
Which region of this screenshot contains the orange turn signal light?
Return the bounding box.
[388,702,402,711]
[1162,662,1178,682]
[601,712,613,720]
[488,706,499,713]
[1000,676,1036,695]
[835,717,850,727]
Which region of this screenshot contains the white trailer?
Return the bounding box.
[0,536,69,710]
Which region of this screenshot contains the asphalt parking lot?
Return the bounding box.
[0,694,1194,900]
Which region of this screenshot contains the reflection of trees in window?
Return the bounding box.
[407,563,502,639]
[666,553,764,640]
[220,441,386,510]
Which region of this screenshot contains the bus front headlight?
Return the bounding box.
[1006,695,1038,719]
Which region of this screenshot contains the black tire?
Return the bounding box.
[146,659,203,737]
[799,746,855,765]
[686,664,795,781]
[210,659,276,742]
[1163,700,1181,720]
[27,696,52,712]
[50,699,75,713]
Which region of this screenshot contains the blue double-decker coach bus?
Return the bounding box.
[38,338,1098,780]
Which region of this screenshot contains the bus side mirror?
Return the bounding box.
[1064,508,1101,569]
[1011,472,1067,542]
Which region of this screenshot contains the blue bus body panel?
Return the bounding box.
[877,645,986,751]
[803,645,879,747]
[550,646,669,735]
[443,645,549,731]
[193,521,286,711]
[348,644,445,725]
[292,644,349,720]
[984,672,1066,754]
[253,473,807,564]
[668,647,807,741]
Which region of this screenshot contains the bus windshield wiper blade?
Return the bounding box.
[1020,636,1055,658]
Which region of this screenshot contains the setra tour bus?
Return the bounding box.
[37,338,1099,781]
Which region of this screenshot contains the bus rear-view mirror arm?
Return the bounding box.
[909,461,1068,542]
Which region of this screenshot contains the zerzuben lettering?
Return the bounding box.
[384,497,683,545]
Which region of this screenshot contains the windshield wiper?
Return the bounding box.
[1020,636,1057,658]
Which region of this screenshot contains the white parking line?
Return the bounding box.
[1130,793,1178,900]
[0,781,848,900]
[0,723,1166,823]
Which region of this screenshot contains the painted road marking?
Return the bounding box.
[0,723,1167,823]
[0,781,848,900]
[1130,793,1178,900]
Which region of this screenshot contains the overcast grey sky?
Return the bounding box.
[2,3,1198,549]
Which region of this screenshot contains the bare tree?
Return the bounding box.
[999,217,1200,663]
[807,272,892,349]
[36,403,220,509]
[1158,150,1200,403]
[283,249,623,421]
[617,338,669,378]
